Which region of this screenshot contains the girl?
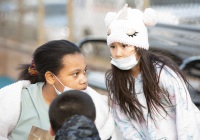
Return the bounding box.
[104,4,200,140]
[0,40,117,140]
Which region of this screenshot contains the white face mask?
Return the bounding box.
[110,53,140,70]
[52,74,87,95]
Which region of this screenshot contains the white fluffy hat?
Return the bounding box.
[104,4,157,50]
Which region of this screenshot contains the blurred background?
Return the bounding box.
[0,0,200,88]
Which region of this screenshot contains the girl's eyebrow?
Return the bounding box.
[70,65,87,73]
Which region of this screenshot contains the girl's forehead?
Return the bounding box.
[63,53,84,60]
[110,42,134,47]
[110,42,123,46]
[61,53,86,70]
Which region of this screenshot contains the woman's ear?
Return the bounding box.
[50,126,55,136]
[45,71,55,85]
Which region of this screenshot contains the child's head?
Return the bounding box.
[18,40,88,93]
[18,40,81,83]
[49,90,96,134]
[104,4,157,71]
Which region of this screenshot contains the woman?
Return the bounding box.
[104,4,200,140]
[0,40,117,140]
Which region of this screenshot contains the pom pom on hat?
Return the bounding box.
[143,8,157,26]
[104,12,117,28]
[104,4,128,29]
[104,4,157,50]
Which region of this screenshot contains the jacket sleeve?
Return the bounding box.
[112,104,144,140]
[86,87,116,140]
[159,66,200,139]
[0,80,30,139]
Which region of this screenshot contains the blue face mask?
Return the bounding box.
[52,74,87,95]
[110,52,140,70]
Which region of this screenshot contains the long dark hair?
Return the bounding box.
[18,40,81,84]
[105,48,188,122]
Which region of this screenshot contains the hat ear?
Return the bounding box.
[143,8,157,26]
[104,12,117,28]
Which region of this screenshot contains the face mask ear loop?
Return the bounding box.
[134,48,141,61]
[52,73,65,87]
[110,54,113,59]
[132,47,138,55]
[52,84,61,95]
[136,56,141,62]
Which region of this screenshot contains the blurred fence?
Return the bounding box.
[0,0,199,44]
[73,0,200,41]
[150,0,200,25]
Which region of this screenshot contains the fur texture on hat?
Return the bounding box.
[104,4,157,50]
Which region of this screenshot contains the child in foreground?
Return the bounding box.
[49,90,100,140]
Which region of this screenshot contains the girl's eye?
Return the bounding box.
[73,73,78,76]
[84,69,87,73]
[110,45,115,49]
[122,45,126,48]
